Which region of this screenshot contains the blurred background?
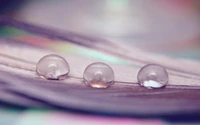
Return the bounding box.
[0,0,200,125]
[1,0,200,60]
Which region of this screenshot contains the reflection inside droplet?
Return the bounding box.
[88,82,113,88]
[143,80,164,89]
[83,62,114,88]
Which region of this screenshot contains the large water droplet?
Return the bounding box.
[36,54,70,80]
[137,64,169,89]
[83,62,114,88]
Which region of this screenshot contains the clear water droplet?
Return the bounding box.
[83,62,114,88]
[36,54,70,80]
[137,64,168,89]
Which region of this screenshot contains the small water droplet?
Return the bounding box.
[83,62,114,88]
[36,54,70,80]
[137,64,169,89]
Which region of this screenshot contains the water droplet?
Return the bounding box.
[83,62,114,88]
[137,64,168,89]
[36,54,70,80]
